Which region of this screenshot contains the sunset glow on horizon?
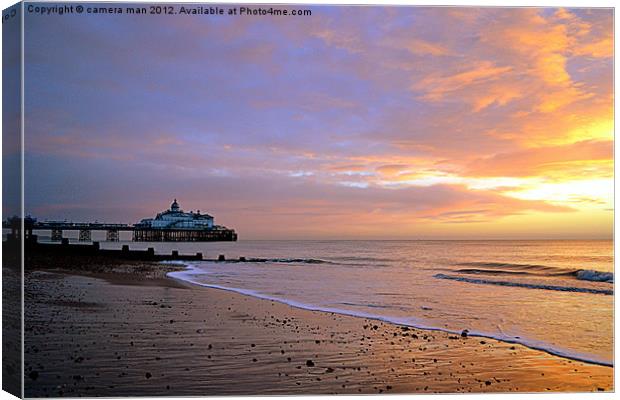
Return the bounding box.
[17,6,613,239]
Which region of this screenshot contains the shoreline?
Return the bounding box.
[24,256,613,396]
[166,262,614,369]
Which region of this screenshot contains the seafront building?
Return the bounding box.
[133,199,237,241]
[135,199,214,230]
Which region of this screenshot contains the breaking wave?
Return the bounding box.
[575,269,614,283]
[456,262,613,283]
[236,257,389,268]
[245,258,333,264]
[434,273,613,295]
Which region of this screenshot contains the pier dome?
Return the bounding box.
[170,199,180,212]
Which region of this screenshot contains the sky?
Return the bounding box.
[15,5,614,239]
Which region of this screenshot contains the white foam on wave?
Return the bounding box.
[576,269,614,283]
[166,262,613,368]
[434,273,613,295]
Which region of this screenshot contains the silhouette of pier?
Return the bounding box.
[3,216,237,242]
[33,220,132,241]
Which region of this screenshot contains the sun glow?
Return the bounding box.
[505,178,612,209]
[565,119,614,145]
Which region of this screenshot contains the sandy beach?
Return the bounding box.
[21,255,613,397]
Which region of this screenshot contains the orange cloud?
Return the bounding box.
[471,8,606,114]
[375,164,411,175]
[535,86,595,113]
[472,82,523,112]
[414,61,513,101]
[405,39,450,56]
[465,140,612,178]
[573,37,613,58]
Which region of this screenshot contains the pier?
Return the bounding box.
[14,221,238,242]
[3,200,238,243]
[132,227,237,242]
[32,220,133,242]
[3,218,133,242]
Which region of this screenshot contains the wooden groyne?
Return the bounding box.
[6,235,205,262]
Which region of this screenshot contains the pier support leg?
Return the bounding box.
[51,229,63,241]
[78,229,91,242]
[106,229,119,242]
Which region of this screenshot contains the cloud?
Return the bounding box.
[465,140,613,178]
[25,153,573,238]
[573,37,613,58]
[375,164,411,175]
[413,61,513,102]
[406,39,450,56]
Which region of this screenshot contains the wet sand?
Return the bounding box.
[24,259,613,396]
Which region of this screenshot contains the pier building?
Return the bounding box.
[132,199,237,241]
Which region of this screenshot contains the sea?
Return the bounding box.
[34,235,617,366]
